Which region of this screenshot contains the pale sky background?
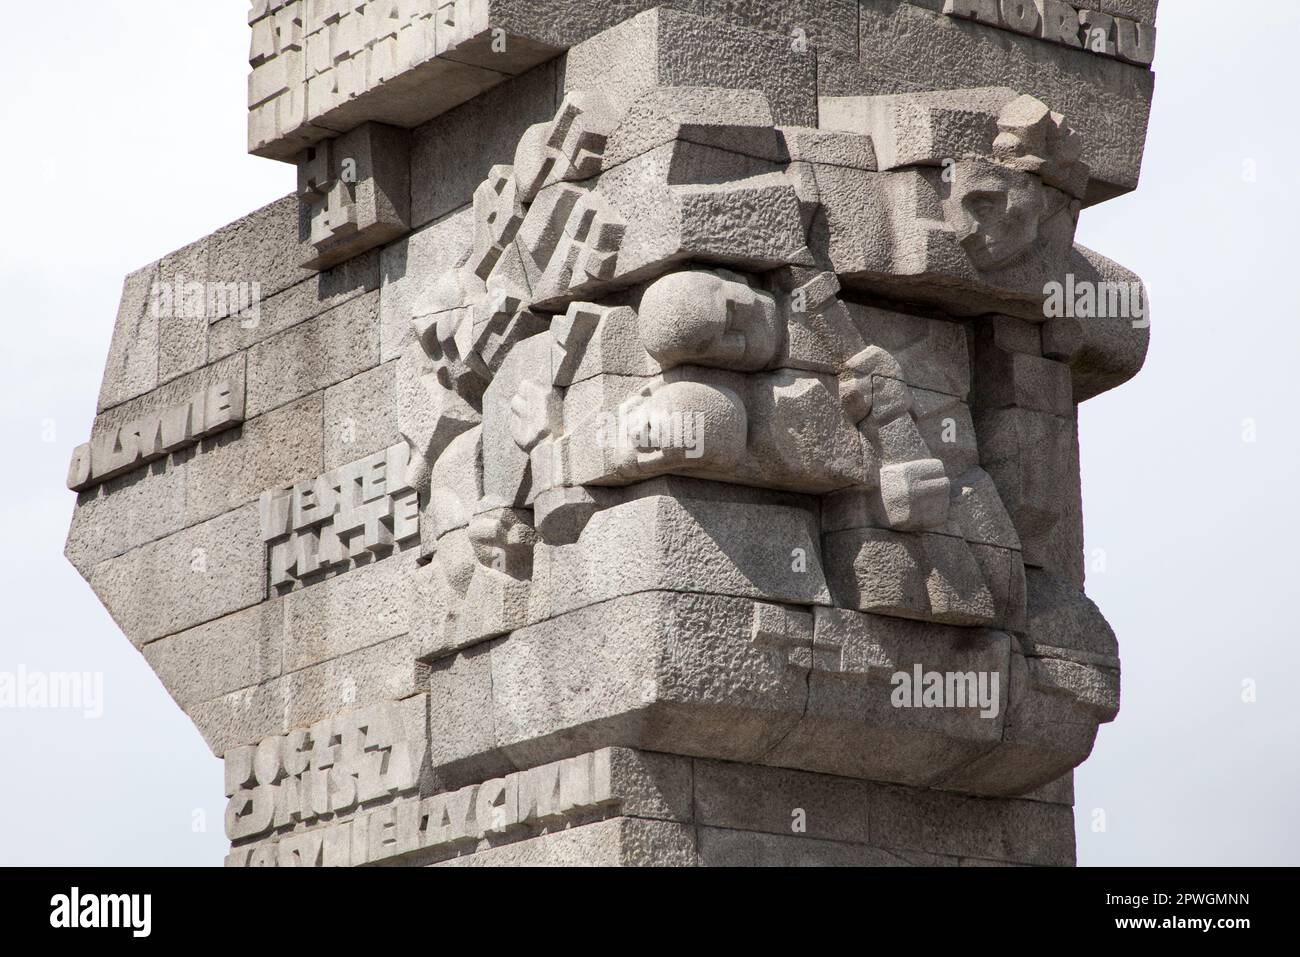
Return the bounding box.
[0,1,1295,866]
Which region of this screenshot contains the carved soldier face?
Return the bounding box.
[947,159,1046,270]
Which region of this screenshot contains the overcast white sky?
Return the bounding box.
[0,1,1295,866]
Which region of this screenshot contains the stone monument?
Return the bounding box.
[66,0,1157,866]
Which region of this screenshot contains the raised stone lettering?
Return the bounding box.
[263,444,419,590]
[936,0,1154,62]
[943,0,1000,26]
[999,0,1041,36]
[67,379,245,491]
[1036,0,1084,47]
[226,748,635,866]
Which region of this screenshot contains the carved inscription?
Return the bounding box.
[224,701,424,842]
[248,0,489,155]
[67,380,245,492]
[260,443,419,589]
[297,123,411,270]
[226,748,618,867]
[942,0,1156,65]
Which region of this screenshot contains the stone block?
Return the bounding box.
[491,591,810,771]
[1022,567,1117,659]
[1021,771,1075,806]
[910,388,980,479]
[935,647,1108,796]
[537,493,830,618]
[974,405,1081,579]
[1043,244,1150,402]
[155,239,212,385]
[282,550,418,672]
[831,85,1017,172]
[846,303,970,398]
[96,264,160,412]
[546,303,649,386]
[183,393,324,527]
[590,142,808,294]
[189,681,290,758]
[779,125,878,170]
[143,600,284,712]
[380,207,477,361]
[978,314,1043,356]
[970,541,1027,634]
[737,369,869,493]
[1087,0,1157,25]
[408,558,455,658]
[208,248,380,362]
[696,827,913,866]
[323,362,402,469]
[300,123,412,270]
[972,349,1073,416]
[764,608,1012,786]
[246,289,380,416]
[693,760,875,844]
[950,468,1022,549]
[281,633,428,733]
[410,62,559,229]
[427,643,517,790]
[453,564,533,646]
[823,527,1000,626]
[65,460,187,576]
[774,273,867,375]
[433,816,697,867]
[208,194,318,302]
[867,782,1075,865]
[602,86,785,170]
[603,749,695,822]
[564,7,817,128]
[87,504,266,647]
